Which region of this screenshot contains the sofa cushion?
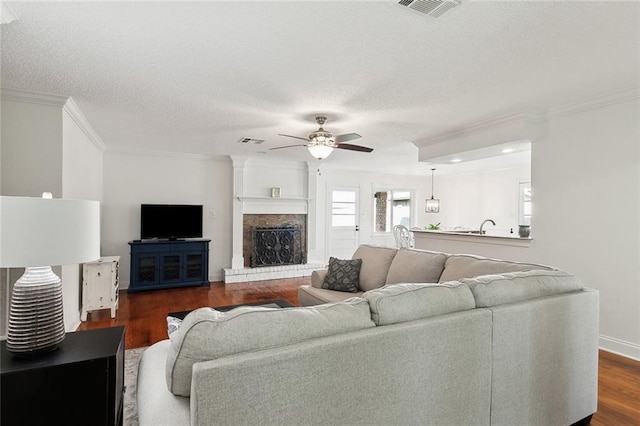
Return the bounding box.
[166,298,375,396]
[322,257,362,292]
[352,245,398,291]
[298,285,365,306]
[385,248,447,285]
[364,283,476,325]
[310,269,328,289]
[460,269,584,307]
[439,254,553,282]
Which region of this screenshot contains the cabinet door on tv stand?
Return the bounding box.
[159,253,182,284]
[134,254,159,286]
[184,251,205,282]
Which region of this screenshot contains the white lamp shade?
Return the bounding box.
[308,144,334,160]
[0,196,100,267]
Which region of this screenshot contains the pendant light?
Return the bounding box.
[425,168,440,213]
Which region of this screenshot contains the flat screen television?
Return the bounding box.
[140,204,203,240]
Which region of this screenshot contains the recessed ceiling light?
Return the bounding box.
[502,148,514,153]
[451,158,462,163]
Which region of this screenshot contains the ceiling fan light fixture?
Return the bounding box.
[309,130,333,143]
[273,115,371,159]
[308,144,334,160]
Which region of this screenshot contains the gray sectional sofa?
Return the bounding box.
[137,245,599,426]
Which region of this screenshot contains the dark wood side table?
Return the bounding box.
[1,326,125,426]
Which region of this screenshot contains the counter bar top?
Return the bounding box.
[413,229,532,248]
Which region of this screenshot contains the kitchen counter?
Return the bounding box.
[412,230,533,261]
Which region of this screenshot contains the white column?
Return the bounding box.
[306,162,323,264]
[230,156,247,269]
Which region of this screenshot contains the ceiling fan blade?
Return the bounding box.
[269,144,308,151]
[334,133,361,143]
[335,143,373,153]
[278,133,310,142]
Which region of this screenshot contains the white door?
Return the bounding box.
[327,188,360,260]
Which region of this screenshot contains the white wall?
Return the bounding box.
[102,151,233,286]
[61,108,104,330]
[530,97,640,359]
[62,109,104,201]
[0,94,103,333]
[1,100,63,196]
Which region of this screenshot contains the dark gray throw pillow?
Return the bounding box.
[322,257,362,293]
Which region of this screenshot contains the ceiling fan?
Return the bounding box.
[271,116,373,160]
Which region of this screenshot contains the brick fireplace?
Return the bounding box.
[225,212,322,283]
[243,214,306,268]
[224,158,324,284]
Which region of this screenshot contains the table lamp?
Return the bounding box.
[0,195,100,355]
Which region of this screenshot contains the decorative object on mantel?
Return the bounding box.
[425,168,440,213]
[518,225,531,238]
[271,116,373,160]
[271,187,281,198]
[0,194,100,356]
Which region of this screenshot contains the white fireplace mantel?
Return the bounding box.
[238,196,310,215]
[229,157,319,271]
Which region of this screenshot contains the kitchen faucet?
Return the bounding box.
[479,219,496,235]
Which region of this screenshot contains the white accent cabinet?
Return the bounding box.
[81,256,120,321]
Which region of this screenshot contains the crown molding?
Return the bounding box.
[1,88,106,153]
[230,155,248,168]
[413,87,638,149]
[62,97,106,152]
[0,87,68,107]
[547,87,639,120]
[414,110,545,163]
[413,111,544,148]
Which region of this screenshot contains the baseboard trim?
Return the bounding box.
[599,334,640,361]
[68,318,81,333]
[209,271,223,283]
[119,273,224,290]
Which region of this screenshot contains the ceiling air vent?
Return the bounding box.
[238,137,265,144]
[398,0,461,18]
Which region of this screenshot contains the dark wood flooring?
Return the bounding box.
[77,278,640,425]
[77,278,303,349]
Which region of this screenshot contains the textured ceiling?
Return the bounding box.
[1,1,638,174]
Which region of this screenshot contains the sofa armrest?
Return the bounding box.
[311,269,327,288]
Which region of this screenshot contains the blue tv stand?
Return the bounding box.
[128,239,210,292]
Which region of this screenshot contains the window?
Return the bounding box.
[374,190,411,232]
[519,182,532,226]
[331,190,356,227]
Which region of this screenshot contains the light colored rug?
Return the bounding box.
[124,346,147,426]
